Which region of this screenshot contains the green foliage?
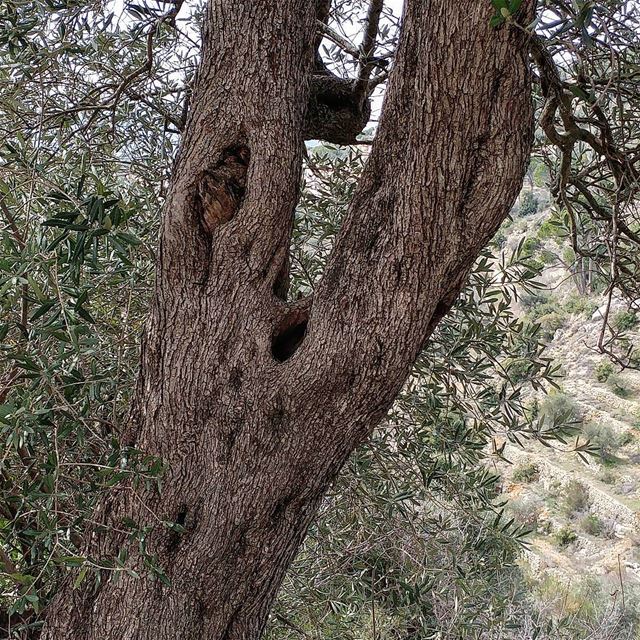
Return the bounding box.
[607,372,631,398]
[561,245,576,265]
[553,526,578,548]
[521,293,570,341]
[489,0,524,27]
[595,361,614,382]
[521,236,541,256]
[560,481,590,518]
[599,469,617,485]
[508,495,543,532]
[505,357,534,383]
[520,291,550,312]
[563,295,598,318]
[539,392,582,431]
[512,462,540,483]
[518,191,539,218]
[0,1,187,628]
[613,310,639,332]
[537,311,567,340]
[531,159,549,188]
[538,248,556,265]
[536,213,566,244]
[579,513,603,537]
[582,422,625,462]
[529,573,640,639]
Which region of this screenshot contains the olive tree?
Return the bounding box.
[32,1,536,637]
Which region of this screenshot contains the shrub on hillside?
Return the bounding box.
[512,462,540,483]
[527,574,640,639]
[613,310,638,332]
[582,422,625,462]
[595,361,614,383]
[599,469,617,485]
[554,525,578,548]
[521,294,568,339]
[537,217,565,243]
[538,249,557,265]
[532,162,549,188]
[561,245,576,264]
[521,236,542,256]
[520,291,549,311]
[540,392,582,429]
[509,495,544,532]
[580,513,603,536]
[607,372,631,398]
[563,295,598,318]
[561,480,590,517]
[505,358,533,383]
[518,191,539,217]
[537,311,567,339]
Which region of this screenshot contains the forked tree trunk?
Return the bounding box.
[41,1,534,638]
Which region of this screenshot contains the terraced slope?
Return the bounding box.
[497,203,640,608]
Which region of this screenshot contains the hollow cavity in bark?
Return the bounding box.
[195,144,250,233]
[272,307,310,362]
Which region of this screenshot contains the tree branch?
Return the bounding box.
[354,0,385,103]
[306,1,536,421]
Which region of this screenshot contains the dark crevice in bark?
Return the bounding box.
[229,366,243,390]
[269,395,287,432]
[220,606,242,640]
[166,505,189,551]
[461,132,490,204]
[272,319,308,362]
[176,506,188,527]
[270,493,295,525]
[194,143,250,234]
[221,424,239,463]
[263,241,291,301]
[272,300,312,362]
[272,257,290,301]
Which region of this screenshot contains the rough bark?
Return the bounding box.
[41,1,534,638]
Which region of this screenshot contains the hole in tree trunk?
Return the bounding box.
[272,319,308,362]
[167,505,189,552]
[271,301,311,362]
[176,507,188,527]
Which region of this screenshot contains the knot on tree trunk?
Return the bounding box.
[195,144,250,233]
[304,73,372,145]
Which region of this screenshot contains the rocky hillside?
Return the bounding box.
[496,193,640,629]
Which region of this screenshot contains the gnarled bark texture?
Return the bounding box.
[41,1,534,638]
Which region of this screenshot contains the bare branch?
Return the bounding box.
[354,0,385,101]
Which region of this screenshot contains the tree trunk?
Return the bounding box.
[41,1,534,638]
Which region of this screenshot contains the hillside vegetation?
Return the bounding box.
[498,191,640,638]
